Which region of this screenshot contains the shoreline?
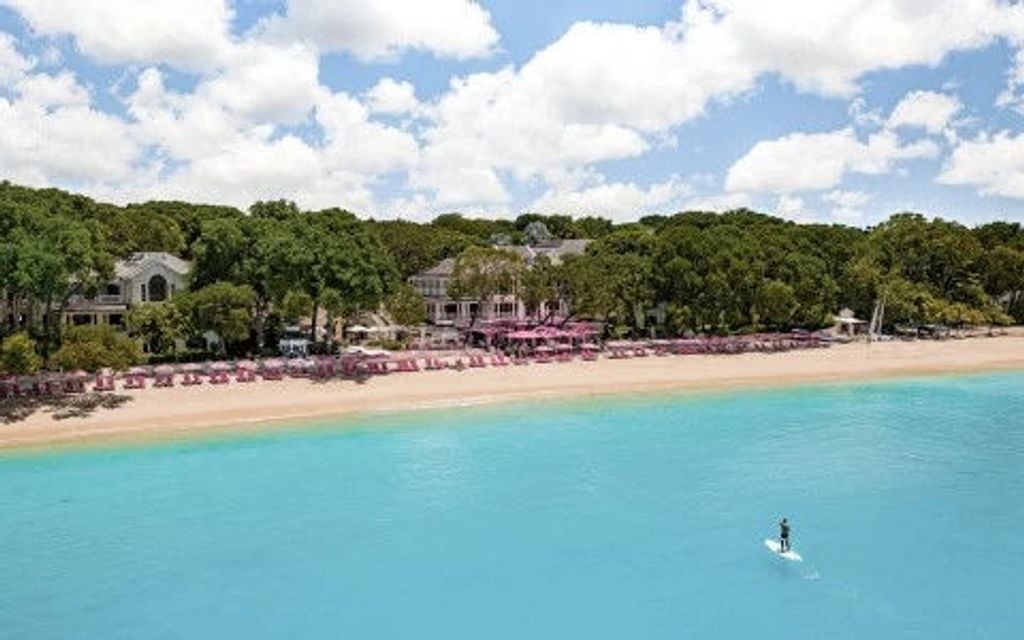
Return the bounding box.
[2,335,1023,454]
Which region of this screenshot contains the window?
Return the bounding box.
[148,275,168,302]
[141,283,147,302]
[105,283,121,296]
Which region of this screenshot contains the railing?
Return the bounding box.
[66,294,125,306]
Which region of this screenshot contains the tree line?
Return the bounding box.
[1,180,1022,374]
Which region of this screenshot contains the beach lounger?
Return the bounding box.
[123,375,147,390]
[154,375,175,388]
[469,355,487,368]
[209,371,230,384]
[490,354,509,366]
[236,369,257,383]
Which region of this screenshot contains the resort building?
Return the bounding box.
[409,240,590,326]
[63,252,191,328]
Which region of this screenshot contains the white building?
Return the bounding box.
[408,240,590,326]
[64,252,191,327]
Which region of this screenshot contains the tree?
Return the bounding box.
[177,283,255,355]
[754,280,798,329]
[51,325,143,372]
[280,290,314,323]
[449,247,523,326]
[0,333,42,375]
[126,302,185,356]
[386,284,427,327]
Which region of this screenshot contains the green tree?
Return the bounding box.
[126,302,185,356]
[177,283,256,355]
[754,280,798,329]
[0,333,42,375]
[52,325,143,372]
[449,247,523,326]
[386,284,427,327]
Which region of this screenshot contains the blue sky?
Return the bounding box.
[1,0,1024,225]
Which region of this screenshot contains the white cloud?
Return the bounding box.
[197,41,320,124]
[530,176,691,220]
[823,189,871,222]
[262,0,499,61]
[938,131,1024,198]
[315,90,420,175]
[726,128,938,193]
[4,0,234,70]
[15,71,90,108]
[698,0,1013,97]
[363,78,421,116]
[887,90,962,133]
[774,194,806,220]
[0,99,139,185]
[0,32,32,85]
[681,191,752,212]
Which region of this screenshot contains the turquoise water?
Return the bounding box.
[1,372,1022,638]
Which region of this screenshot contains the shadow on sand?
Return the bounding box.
[1,393,134,424]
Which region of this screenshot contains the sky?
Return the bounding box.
[2,1,1024,226]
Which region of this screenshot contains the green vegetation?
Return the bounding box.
[1,180,1022,370]
[51,325,143,372]
[0,333,42,375]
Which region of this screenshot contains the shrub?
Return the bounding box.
[51,325,143,372]
[0,333,42,375]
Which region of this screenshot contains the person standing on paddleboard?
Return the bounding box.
[779,518,791,552]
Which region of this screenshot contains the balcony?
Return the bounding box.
[66,293,126,308]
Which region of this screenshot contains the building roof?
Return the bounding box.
[413,257,456,278]
[410,240,591,280]
[507,239,590,265]
[114,252,191,279]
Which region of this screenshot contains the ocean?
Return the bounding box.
[1,372,1022,638]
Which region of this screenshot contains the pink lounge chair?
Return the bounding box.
[633,347,648,357]
[62,378,86,394]
[209,371,230,385]
[581,350,598,361]
[468,355,487,368]
[154,374,175,388]
[123,375,147,390]
[236,369,257,383]
[181,372,203,385]
[490,354,509,366]
[93,375,115,392]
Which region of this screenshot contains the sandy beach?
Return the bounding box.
[2,334,1023,452]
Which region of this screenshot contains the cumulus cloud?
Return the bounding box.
[822,189,872,222]
[363,78,422,116]
[15,71,90,108]
[774,194,806,220]
[530,175,691,219]
[4,0,234,70]
[261,0,499,61]
[887,90,962,133]
[0,32,32,85]
[725,128,938,193]
[938,131,1024,198]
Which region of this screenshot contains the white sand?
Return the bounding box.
[3,334,1023,451]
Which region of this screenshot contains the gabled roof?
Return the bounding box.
[413,258,456,278]
[410,240,592,280]
[114,252,191,279]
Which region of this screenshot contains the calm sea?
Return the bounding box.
[1,372,1022,638]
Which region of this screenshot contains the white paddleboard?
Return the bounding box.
[764,539,802,562]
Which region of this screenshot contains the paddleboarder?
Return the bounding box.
[779,517,791,552]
